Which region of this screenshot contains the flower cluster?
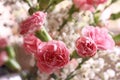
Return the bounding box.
[20,8,115,74]
[0,0,119,79]
[21,11,70,74]
[18,0,117,79]
[75,26,115,58]
[81,26,115,50]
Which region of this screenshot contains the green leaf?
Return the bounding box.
[23,0,32,7]
[110,12,120,20]
[70,50,79,59]
[45,0,64,12]
[52,0,63,4]
[50,73,57,79]
[111,0,118,3]
[94,11,101,25]
[38,0,53,10]
[113,34,120,43]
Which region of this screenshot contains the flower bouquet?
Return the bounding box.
[0,0,120,80]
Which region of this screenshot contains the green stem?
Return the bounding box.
[58,5,78,31]
[35,27,52,42]
[20,62,38,80]
[5,46,21,71]
[57,17,70,31]
[65,58,89,80]
[5,46,15,59]
[70,50,79,60]
[75,58,89,70]
[44,0,64,12]
[93,12,100,26]
[23,0,32,7]
[48,73,58,80]
[27,66,38,80]
[113,34,120,43]
[5,59,21,71]
[44,2,53,12]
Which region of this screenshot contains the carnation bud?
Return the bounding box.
[20,11,46,35]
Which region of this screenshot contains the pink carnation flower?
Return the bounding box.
[87,0,107,5]
[35,40,70,74]
[20,11,46,35]
[0,51,8,66]
[23,34,41,54]
[73,0,94,11]
[73,0,107,11]
[82,26,115,50]
[0,38,7,48]
[75,36,97,58]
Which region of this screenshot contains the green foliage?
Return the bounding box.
[110,12,120,20]
[111,0,118,3]
[113,34,120,43]
[93,11,101,25]
[28,7,39,15]
[38,0,50,10]
[38,0,63,11]
[70,50,80,59]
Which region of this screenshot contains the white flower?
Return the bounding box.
[0,26,12,38]
[106,69,115,78]
[115,62,120,71]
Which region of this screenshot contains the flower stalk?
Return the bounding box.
[35,27,52,42]
[5,59,21,71]
[65,58,89,80]
[23,0,32,7]
[70,50,79,60]
[5,46,21,71]
[5,46,15,59]
[58,5,78,31]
